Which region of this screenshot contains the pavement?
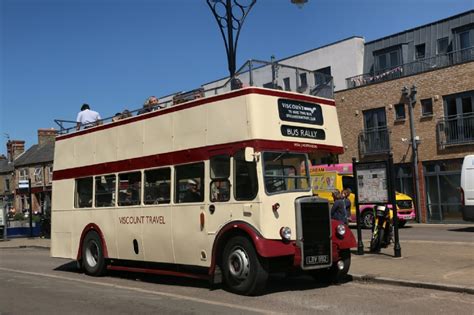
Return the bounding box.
[1,225,473,294]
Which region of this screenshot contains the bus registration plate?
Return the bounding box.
[305,255,329,265]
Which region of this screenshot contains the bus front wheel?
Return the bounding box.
[222,236,268,296]
[82,231,106,276]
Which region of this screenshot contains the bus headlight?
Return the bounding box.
[336,224,346,237]
[279,227,291,241]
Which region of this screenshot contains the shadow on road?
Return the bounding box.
[448,227,474,233]
[52,261,354,296]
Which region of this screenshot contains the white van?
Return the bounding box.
[461,155,474,222]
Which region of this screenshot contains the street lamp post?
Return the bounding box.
[402,85,422,223]
[207,0,308,88]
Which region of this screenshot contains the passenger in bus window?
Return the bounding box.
[76,103,102,130]
[137,96,162,115]
[183,179,201,202]
[112,112,122,122]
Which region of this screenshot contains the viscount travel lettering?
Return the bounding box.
[118,215,166,224]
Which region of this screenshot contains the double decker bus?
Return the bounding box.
[51,70,356,295]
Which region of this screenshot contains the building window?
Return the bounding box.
[34,167,43,184]
[118,172,141,206]
[415,44,425,59]
[314,66,331,85]
[283,77,290,91]
[19,168,28,181]
[48,166,53,183]
[421,98,433,116]
[4,178,10,192]
[394,104,406,120]
[459,31,470,49]
[374,47,401,71]
[437,37,449,54]
[175,162,204,203]
[95,175,116,207]
[144,168,171,205]
[299,73,308,88]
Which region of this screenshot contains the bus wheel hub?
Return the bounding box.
[228,248,250,280]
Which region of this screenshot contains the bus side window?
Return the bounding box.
[144,168,171,205]
[175,162,204,203]
[75,177,93,208]
[234,150,258,200]
[95,175,116,207]
[118,171,142,206]
[210,155,230,202]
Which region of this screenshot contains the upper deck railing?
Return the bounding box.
[55,59,333,135]
[346,47,474,89]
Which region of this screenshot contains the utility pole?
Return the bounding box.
[402,85,422,223]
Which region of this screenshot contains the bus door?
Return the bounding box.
[172,162,208,266]
[141,167,174,263]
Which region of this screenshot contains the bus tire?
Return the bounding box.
[82,231,106,276]
[222,236,268,296]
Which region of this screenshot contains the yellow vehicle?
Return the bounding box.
[310,164,415,228]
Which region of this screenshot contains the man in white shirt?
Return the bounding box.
[76,104,102,130]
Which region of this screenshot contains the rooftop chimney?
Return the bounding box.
[6,140,25,162]
[38,128,57,146]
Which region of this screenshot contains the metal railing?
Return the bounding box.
[346,47,474,89]
[437,113,474,147]
[55,59,334,135]
[358,127,391,156]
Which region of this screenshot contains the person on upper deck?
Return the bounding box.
[137,96,162,115]
[76,103,101,130]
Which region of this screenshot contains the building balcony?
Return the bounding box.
[346,46,474,89]
[358,127,391,156]
[437,113,474,148]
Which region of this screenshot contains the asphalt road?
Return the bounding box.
[1,245,473,314]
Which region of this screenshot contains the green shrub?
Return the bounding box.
[13,212,25,221]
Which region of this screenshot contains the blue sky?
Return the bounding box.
[1,0,473,156]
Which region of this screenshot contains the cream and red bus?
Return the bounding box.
[51,86,356,295]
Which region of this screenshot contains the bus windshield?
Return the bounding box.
[263,152,310,194]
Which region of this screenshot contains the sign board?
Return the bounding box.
[355,162,389,204]
[19,180,30,189]
[0,200,5,227]
[281,125,326,140]
[278,99,323,125]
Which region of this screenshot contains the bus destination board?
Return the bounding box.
[278,99,323,125]
[281,125,326,140]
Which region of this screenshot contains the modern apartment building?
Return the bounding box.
[336,10,474,222]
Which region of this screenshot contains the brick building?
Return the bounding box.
[13,129,56,214]
[336,11,474,222]
[0,140,25,209]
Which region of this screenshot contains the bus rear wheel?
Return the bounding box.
[222,236,268,296]
[82,231,106,276]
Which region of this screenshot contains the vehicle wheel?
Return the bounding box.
[311,249,351,283]
[82,231,106,276]
[397,220,407,228]
[361,211,374,229]
[370,228,384,253]
[222,236,268,296]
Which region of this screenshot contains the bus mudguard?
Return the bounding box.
[76,223,109,261]
[209,221,296,276]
